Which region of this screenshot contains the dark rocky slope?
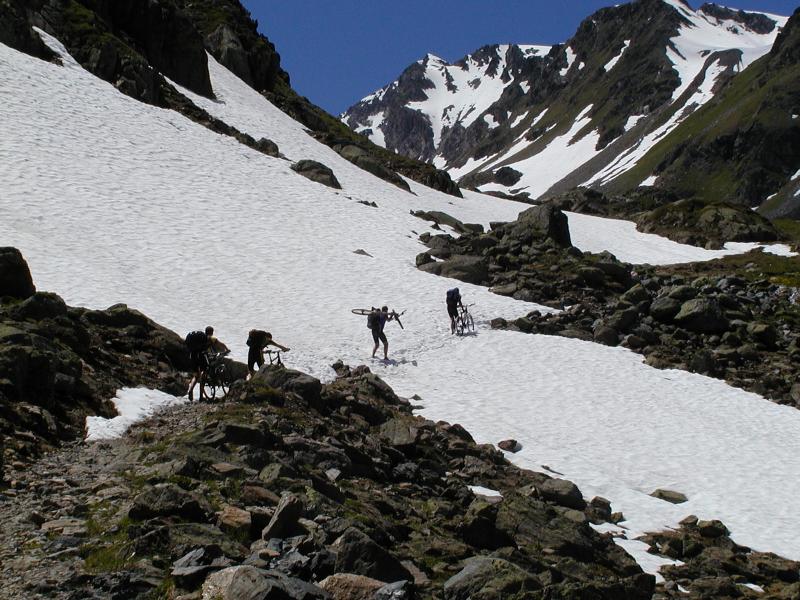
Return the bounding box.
[609,8,800,216]
[414,206,800,405]
[1,0,460,197]
[0,248,191,470]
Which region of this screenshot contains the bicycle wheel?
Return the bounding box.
[202,376,217,400]
[465,313,475,333]
[216,364,231,398]
[351,308,372,315]
[455,316,465,336]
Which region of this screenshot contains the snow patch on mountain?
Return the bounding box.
[603,39,631,71]
[667,3,785,101]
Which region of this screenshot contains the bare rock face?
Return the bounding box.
[0,247,35,299]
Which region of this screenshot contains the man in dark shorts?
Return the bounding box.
[370,306,394,359]
[186,326,230,401]
[246,329,290,379]
[186,329,209,401]
[446,288,463,334]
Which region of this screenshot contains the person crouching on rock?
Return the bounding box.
[246,329,290,379]
[369,306,394,360]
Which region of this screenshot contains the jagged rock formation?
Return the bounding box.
[343,0,796,210]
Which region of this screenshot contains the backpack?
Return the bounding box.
[367,311,379,330]
[446,288,460,303]
[247,329,268,348]
[185,330,207,352]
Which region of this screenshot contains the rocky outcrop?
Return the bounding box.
[0,247,36,300]
[0,0,57,62]
[643,515,800,599]
[0,248,193,468]
[291,160,342,189]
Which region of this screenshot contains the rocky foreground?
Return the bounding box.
[0,247,194,471]
[1,360,657,600]
[414,205,800,406]
[2,246,800,599]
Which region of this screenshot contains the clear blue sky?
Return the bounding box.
[242,0,798,116]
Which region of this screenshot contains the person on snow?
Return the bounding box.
[446,288,463,334]
[246,329,290,379]
[368,306,394,360]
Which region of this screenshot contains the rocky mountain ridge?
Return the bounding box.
[342,0,798,214]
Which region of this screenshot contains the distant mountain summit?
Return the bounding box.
[342,0,793,209]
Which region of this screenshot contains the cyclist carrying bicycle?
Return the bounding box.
[246,329,290,379]
[446,288,463,334]
[186,326,230,401]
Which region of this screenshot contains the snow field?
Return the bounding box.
[3,32,800,575]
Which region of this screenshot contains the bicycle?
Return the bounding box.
[351,307,405,329]
[202,351,232,400]
[455,304,475,336]
[265,349,284,366]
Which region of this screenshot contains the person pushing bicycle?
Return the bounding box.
[446,288,463,334]
[246,329,290,379]
[186,326,229,401]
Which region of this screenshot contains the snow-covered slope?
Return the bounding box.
[342,1,787,201]
[3,30,800,576]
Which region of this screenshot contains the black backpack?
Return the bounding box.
[247,329,268,348]
[185,330,207,352]
[367,311,379,330]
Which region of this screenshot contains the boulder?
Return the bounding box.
[9,292,68,321]
[512,205,572,247]
[261,493,304,540]
[650,489,688,504]
[349,154,410,192]
[621,284,651,304]
[497,439,520,452]
[697,519,729,538]
[333,527,412,583]
[649,296,682,321]
[443,557,541,600]
[291,160,342,189]
[534,478,586,510]
[218,505,252,539]
[0,247,35,299]
[318,573,384,600]
[255,137,280,157]
[253,367,322,408]
[675,299,729,333]
[129,483,212,522]
[747,322,777,348]
[418,255,489,285]
[593,325,619,346]
[201,565,328,600]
